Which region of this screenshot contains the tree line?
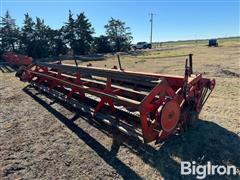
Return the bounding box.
[0,10,133,58]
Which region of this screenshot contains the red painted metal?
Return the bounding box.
[1,52,32,66]
[160,100,180,132]
[17,57,215,144]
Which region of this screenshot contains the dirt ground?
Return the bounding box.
[0,39,240,179]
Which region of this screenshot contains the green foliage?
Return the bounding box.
[92,35,112,53]
[19,13,35,55]
[104,18,132,52]
[0,10,133,58]
[63,11,94,55]
[48,28,68,57]
[0,11,20,53]
[63,10,75,47]
[30,17,50,58]
[20,14,67,58]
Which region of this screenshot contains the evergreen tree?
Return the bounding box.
[104,18,132,52]
[92,35,112,53]
[30,17,50,58]
[63,11,94,55]
[0,11,20,53]
[19,13,35,55]
[48,28,68,57]
[74,12,94,54]
[63,10,75,48]
[0,10,134,57]
[20,14,67,58]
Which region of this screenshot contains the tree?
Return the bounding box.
[63,10,75,51]
[92,35,112,53]
[20,14,67,58]
[48,28,68,57]
[63,11,94,55]
[19,13,35,55]
[74,12,94,54]
[28,17,50,58]
[104,18,132,52]
[0,11,20,53]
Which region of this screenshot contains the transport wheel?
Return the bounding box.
[159,100,180,132]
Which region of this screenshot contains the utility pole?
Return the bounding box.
[149,13,155,44]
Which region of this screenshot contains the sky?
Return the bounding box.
[0,0,239,43]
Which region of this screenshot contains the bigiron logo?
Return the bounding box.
[181,161,238,179]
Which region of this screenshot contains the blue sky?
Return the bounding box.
[1,0,239,42]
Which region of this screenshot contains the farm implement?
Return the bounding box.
[1,52,32,66]
[16,55,215,144]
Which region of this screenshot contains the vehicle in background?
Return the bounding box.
[1,52,32,66]
[208,39,218,47]
[132,42,152,50]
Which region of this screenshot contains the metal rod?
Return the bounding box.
[36,62,163,87]
[201,90,213,107]
[200,87,208,105]
[117,54,123,70]
[36,62,185,80]
[47,70,148,101]
[74,56,78,67]
[32,71,141,107]
[189,54,193,74]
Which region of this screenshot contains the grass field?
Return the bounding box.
[0,37,239,179]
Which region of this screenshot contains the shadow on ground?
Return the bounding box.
[0,64,18,73]
[23,86,240,180]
